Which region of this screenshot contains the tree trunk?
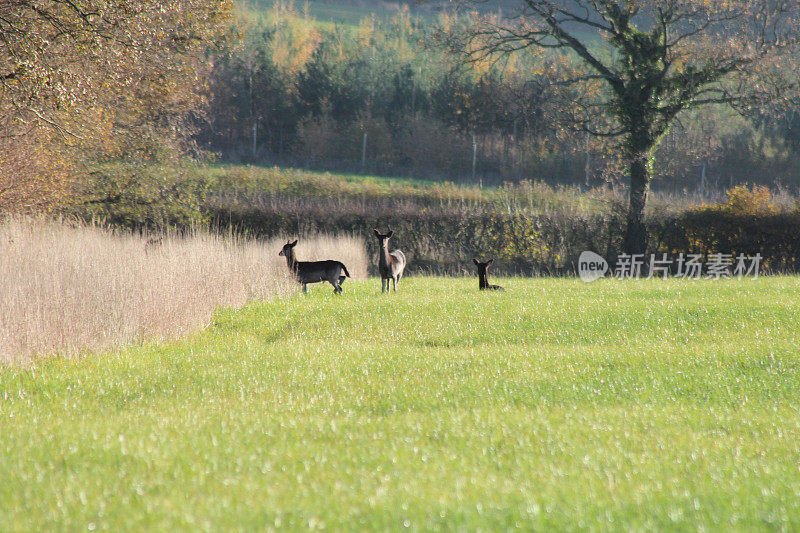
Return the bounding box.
[622,151,650,255]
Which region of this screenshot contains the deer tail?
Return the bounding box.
[341,264,351,278]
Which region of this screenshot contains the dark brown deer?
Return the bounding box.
[473,258,503,291]
[374,229,406,293]
[279,239,350,294]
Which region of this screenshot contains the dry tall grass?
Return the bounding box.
[0,219,367,363]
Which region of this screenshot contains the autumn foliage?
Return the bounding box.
[0,0,232,213]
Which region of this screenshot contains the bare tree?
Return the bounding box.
[446,0,800,254]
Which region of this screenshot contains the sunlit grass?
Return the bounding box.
[202,163,622,216]
[2,277,799,530]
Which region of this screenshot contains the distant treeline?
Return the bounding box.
[197,3,800,191]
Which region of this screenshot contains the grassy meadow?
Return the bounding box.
[2,276,800,530]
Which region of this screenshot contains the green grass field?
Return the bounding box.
[203,163,615,215]
[3,277,800,530]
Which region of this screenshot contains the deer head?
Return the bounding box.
[373,229,394,246]
[278,239,298,257]
[473,258,495,276]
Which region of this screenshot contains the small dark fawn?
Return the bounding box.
[374,229,406,293]
[279,239,350,294]
[473,258,503,291]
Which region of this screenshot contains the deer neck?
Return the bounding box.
[379,243,391,266]
[284,249,298,271]
[479,272,489,289]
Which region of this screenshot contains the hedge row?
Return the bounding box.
[209,198,800,276]
[654,210,800,273]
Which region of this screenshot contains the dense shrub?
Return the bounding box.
[71,165,210,229]
[656,211,800,273]
[652,185,800,272]
[723,185,778,215]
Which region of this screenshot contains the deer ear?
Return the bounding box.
[473,258,479,266]
[487,259,494,265]
[374,229,381,237]
[387,230,394,238]
[291,239,298,246]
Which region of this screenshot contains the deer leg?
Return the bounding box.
[382,278,387,293]
[392,276,397,291]
[302,283,307,294]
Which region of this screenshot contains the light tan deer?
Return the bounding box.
[374,229,406,293]
[279,239,350,294]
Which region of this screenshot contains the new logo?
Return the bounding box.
[578,251,609,282]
